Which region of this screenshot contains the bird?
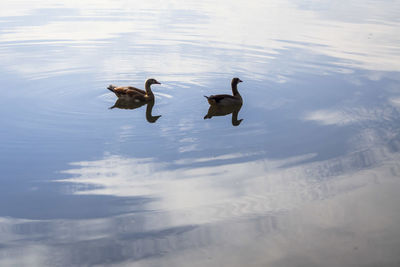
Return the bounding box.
[107,78,161,102]
[204,77,243,106]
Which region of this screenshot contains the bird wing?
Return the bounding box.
[125,86,146,95]
[208,94,236,103]
[113,86,145,95]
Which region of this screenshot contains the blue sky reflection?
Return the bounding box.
[1,0,400,266]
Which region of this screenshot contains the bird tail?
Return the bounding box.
[204,95,216,105]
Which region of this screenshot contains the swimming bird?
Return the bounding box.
[107,78,161,102]
[204,77,243,106]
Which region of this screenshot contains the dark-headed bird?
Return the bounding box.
[204,77,243,106]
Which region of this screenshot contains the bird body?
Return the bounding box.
[107,85,145,96]
[204,94,241,106]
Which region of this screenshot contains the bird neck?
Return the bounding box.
[145,81,154,97]
[231,82,241,97]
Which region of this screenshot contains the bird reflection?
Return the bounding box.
[204,102,243,126]
[109,98,161,123]
[204,77,244,126]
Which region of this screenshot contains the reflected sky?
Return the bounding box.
[2,148,400,266]
[1,0,400,80]
[1,0,400,266]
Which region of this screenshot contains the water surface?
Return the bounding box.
[1,0,400,266]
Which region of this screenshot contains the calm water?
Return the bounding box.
[1,0,400,266]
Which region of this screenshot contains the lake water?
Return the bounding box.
[1,0,400,266]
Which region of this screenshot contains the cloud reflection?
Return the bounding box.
[57,138,398,227]
[1,144,400,266]
[304,104,399,126]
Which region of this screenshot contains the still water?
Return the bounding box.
[1,0,400,266]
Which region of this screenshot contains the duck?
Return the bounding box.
[107,78,161,102]
[204,77,243,106]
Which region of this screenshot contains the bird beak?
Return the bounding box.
[155,80,161,85]
[238,79,243,83]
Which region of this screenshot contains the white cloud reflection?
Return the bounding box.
[56,141,396,229]
[304,104,398,126]
[390,97,400,108]
[1,144,400,266]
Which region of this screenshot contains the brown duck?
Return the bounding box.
[107,78,161,102]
